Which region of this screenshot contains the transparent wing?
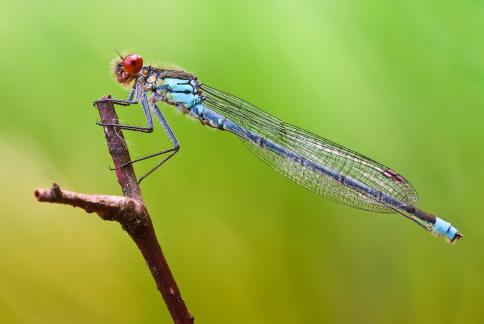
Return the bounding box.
[200,84,418,212]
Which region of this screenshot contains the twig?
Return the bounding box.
[34,96,194,324]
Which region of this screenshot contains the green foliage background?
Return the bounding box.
[1,0,483,323]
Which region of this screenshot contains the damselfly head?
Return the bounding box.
[112,53,144,86]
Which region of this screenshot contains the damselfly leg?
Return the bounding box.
[93,98,137,106]
[103,93,180,183]
[134,101,180,183]
[95,93,154,133]
[93,87,138,107]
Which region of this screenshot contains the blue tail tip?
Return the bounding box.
[433,218,463,243]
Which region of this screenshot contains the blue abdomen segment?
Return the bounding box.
[190,104,227,128]
[433,218,459,242]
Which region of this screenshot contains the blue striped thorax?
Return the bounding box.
[165,92,202,109]
[153,78,203,110]
[157,78,196,93]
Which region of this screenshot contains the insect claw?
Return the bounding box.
[110,161,133,171]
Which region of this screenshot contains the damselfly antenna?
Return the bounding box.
[115,49,124,60]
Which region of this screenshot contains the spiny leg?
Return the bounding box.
[110,96,177,168]
[93,98,137,106]
[137,101,181,183]
[112,98,181,183]
[138,148,179,183]
[110,147,178,171]
[93,86,138,107]
[96,92,154,133]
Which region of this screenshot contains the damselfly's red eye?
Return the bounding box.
[123,54,143,74]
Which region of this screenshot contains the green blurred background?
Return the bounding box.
[1,0,483,323]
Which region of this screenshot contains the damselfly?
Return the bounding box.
[95,53,462,243]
